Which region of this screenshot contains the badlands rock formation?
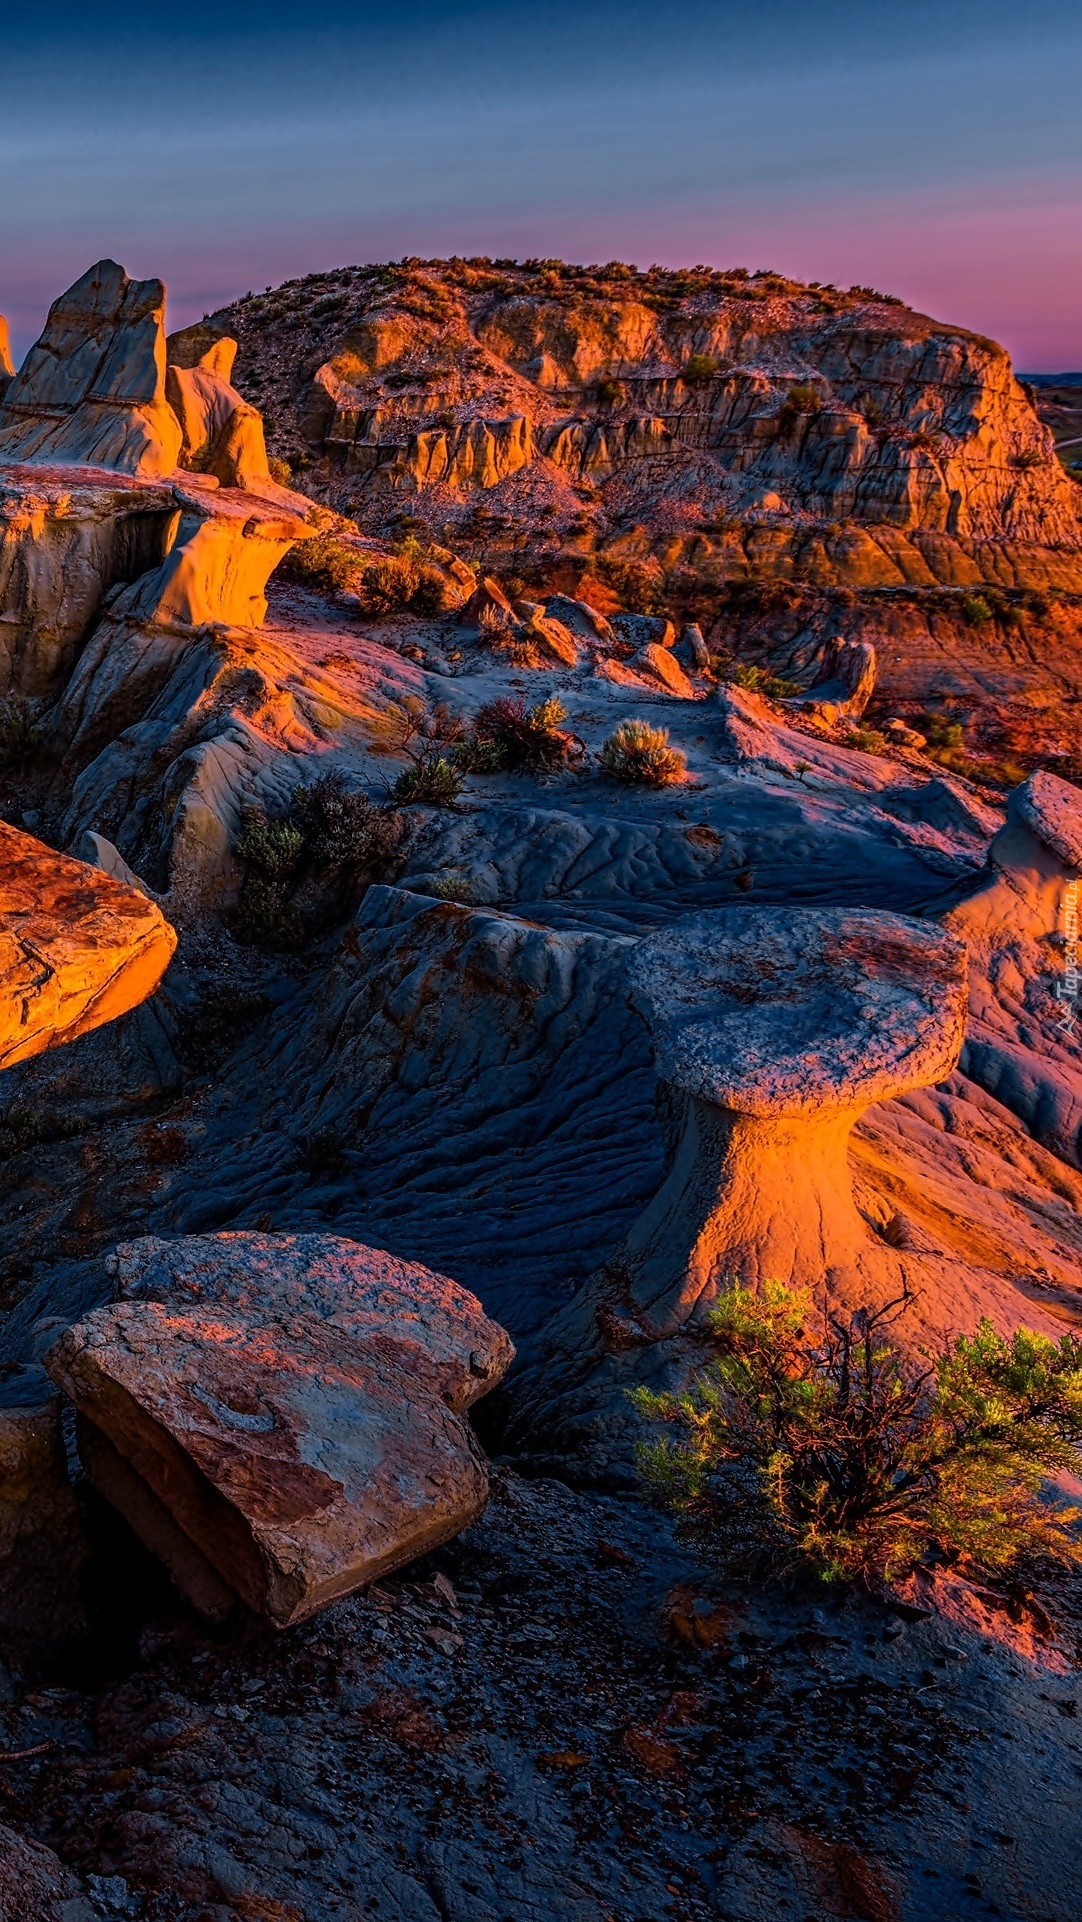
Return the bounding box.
[216,258,1081,587]
[2,258,1082,1916]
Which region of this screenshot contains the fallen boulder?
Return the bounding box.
[108,1231,515,1409]
[783,635,876,724]
[47,1299,491,1628]
[0,823,176,1068]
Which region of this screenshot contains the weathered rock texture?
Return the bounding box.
[47,1298,491,1627]
[591,906,967,1335]
[212,259,1082,589]
[0,1821,93,1921]
[0,261,182,479]
[944,769,1082,1164]
[0,823,175,1069]
[110,1231,514,1409]
[0,261,313,721]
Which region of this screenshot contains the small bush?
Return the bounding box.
[963,595,994,626]
[595,377,624,405]
[0,698,45,771]
[468,696,577,772]
[279,534,361,595]
[921,714,965,752]
[600,720,687,787]
[731,664,802,699]
[388,697,466,805]
[233,773,402,948]
[634,1282,1082,1586]
[776,383,822,433]
[267,457,293,485]
[683,354,719,384]
[391,758,463,805]
[845,726,888,755]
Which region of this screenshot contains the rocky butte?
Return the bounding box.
[0,256,1079,1918]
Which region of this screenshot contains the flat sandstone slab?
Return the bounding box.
[0,823,175,1067]
[47,1301,490,1627]
[109,1231,514,1409]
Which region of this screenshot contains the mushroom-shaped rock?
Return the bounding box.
[942,769,1082,1161]
[612,908,967,1336]
[0,260,182,478]
[501,906,968,1484]
[109,1230,515,1410]
[0,823,176,1068]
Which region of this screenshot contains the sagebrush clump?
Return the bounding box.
[463,696,579,773]
[634,1281,1082,1585]
[233,772,403,947]
[600,720,687,786]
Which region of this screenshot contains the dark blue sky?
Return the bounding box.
[3,1,1080,365]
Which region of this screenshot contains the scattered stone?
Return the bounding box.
[634,642,694,698]
[675,622,709,671]
[884,717,928,748]
[785,636,877,723]
[612,613,676,650]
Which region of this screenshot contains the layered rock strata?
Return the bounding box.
[211,259,1082,587]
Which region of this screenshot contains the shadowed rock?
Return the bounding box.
[944,768,1082,1161]
[783,635,876,723]
[166,325,277,495]
[0,318,13,403]
[0,822,176,1069]
[0,1821,95,1920]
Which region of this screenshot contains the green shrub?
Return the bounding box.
[600,720,687,786]
[233,774,403,948]
[279,534,361,594]
[845,726,888,755]
[388,697,466,805]
[633,1281,1082,1585]
[963,595,994,626]
[391,758,463,805]
[0,698,45,770]
[731,664,802,699]
[595,377,624,405]
[776,383,822,433]
[683,354,719,384]
[267,457,293,485]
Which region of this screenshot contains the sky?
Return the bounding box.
[2,1,1080,369]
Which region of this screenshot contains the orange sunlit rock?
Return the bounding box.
[0,823,176,1068]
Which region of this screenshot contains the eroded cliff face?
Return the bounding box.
[213,259,1082,586]
[0,261,314,702]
